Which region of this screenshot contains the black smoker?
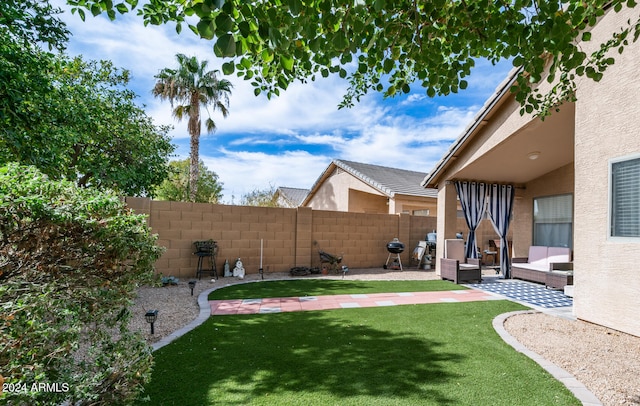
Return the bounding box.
[383,238,405,271]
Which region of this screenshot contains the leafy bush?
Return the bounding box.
[0,164,163,405]
[161,275,179,286]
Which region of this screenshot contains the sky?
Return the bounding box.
[51,1,513,203]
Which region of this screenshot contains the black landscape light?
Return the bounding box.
[145,310,158,334]
[188,280,196,296]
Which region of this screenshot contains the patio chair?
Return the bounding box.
[440,239,482,284]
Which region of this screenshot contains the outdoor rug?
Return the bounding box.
[467,280,573,309]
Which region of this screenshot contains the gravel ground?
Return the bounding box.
[504,313,640,405]
[129,268,640,406]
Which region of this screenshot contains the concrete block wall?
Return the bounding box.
[125,198,441,279]
[310,210,406,269]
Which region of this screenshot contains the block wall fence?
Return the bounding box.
[125,197,497,279]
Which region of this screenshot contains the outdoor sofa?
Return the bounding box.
[511,246,573,288]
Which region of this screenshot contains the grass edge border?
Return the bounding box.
[492,311,602,406]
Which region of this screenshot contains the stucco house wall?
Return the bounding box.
[306,169,386,212]
[391,195,439,216]
[573,8,640,336]
[348,188,388,213]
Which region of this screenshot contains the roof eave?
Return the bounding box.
[421,67,522,189]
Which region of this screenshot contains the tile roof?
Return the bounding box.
[276,187,309,207]
[332,159,438,198]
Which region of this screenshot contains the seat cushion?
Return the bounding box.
[513,263,548,272]
[527,246,549,267]
[444,239,465,262]
[547,247,571,263]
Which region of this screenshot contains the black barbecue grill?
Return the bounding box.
[384,238,405,270]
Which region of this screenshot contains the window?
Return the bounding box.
[611,156,640,237]
[533,194,573,248]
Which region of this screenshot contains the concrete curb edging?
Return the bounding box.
[151,279,270,351]
[493,311,602,406]
[151,286,215,351]
[150,280,603,406]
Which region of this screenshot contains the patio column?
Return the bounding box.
[436,181,458,275]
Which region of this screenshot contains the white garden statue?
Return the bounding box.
[233,258,245,279]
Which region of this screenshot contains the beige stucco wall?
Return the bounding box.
[348,188,388,213]
[573,7,640,337]
[306,169,385,212]
[392,195,438,216]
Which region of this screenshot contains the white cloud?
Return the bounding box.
[228,136,289,146]
[400,94,427,105]
[294,132,349,146]
[218,76,389,135]
[56,4,213,76]
[50,1,512,199]
[201,150,330,203]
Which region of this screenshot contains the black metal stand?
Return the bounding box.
[194,240,218,280]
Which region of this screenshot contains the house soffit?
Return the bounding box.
[450,103,575,185]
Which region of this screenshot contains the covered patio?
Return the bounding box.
[421,69,575,281]
[421,7,640,339]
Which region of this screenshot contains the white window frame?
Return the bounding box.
[609,153,640,241]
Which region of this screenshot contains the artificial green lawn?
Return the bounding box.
[138,281,580,405]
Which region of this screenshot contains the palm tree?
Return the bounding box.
[153,54,232,202]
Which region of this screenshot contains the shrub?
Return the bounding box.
[0,163,163,405]
[160,275,179,286]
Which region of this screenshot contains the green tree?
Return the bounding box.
[70,0,640,117]
[240,185,281,207]
[0,164,163,405]
[153,54,232,202]
[0,0,70,50]
[0,30,175,196]
[0,6,168,405]
[155,158,224,203]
